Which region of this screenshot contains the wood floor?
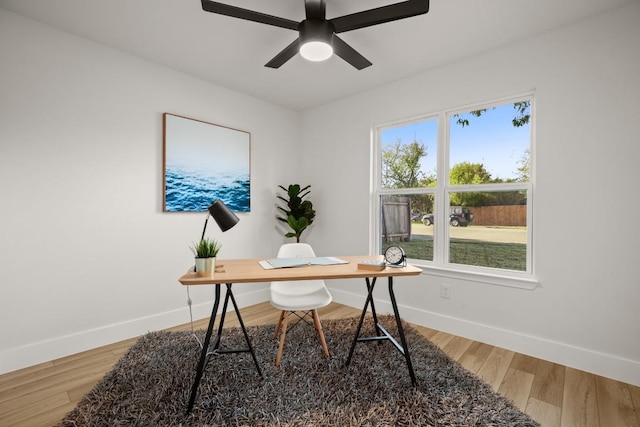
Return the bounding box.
[1,302,639,426]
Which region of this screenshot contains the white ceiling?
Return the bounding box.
[1,0,635,111]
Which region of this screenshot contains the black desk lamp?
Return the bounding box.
[200,199,239,240]
[194,199,239,272]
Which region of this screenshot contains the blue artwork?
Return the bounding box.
[163,113,251,212]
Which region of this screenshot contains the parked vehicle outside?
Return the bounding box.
[411,212,423,222]
[422,207,474,227]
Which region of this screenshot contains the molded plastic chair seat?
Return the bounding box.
[270,281,332,311]
[269,243,332,366]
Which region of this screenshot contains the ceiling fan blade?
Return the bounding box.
[332,35,372,70]
[330,0,429,33]
[305,0,326,20]
[201,0,298,31]
[265,39,301,68]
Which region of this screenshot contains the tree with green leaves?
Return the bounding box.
[449,162,527,206]
[382,139,435,214]
[449,162,492,206]
[449,161,492,185]
[382,139,434,188]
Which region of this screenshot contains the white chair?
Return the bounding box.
[270,243,332,366]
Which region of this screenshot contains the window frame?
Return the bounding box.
[371,94,538,289]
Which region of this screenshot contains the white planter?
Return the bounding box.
[195,257,216,277]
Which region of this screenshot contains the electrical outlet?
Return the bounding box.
[440,284,451,299]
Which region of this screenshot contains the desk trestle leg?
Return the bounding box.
[345,276,417,386]
[186,283,262,415]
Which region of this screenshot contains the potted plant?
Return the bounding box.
[276,184,315,243]
[191,238,221,277]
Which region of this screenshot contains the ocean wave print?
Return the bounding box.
[165,167,250,212]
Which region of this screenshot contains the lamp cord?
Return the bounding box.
[186,286,219,360]
[186,286,204,348]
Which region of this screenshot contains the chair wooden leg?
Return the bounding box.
[275,313,288,366]
[312,309,330,358]
[274,310,285,339]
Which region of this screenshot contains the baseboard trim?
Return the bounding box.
[330,288,640,387]
[0,288,270,375]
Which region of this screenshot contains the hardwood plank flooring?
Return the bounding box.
[1,301,639,426]
[561,367,600,427]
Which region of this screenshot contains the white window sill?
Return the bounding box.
[410,262,539,290]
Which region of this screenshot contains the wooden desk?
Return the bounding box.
[179,256,422,414]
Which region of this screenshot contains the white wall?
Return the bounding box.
[0,9,299,373]
[301,3,640,386]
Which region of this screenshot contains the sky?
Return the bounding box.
[164,114,250,176]
[380,101,531,181]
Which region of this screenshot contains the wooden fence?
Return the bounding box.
[470,205,526,226]
[381,196,411,242]
[381,199,526,242]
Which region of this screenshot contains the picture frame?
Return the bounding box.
[163,113,251,212]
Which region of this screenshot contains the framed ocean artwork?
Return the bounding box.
[163,113,251,212]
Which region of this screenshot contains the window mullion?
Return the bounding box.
[435,111,448,265]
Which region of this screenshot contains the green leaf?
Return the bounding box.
[190,238,221,258]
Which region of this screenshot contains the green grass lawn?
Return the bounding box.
[384,238,526,271]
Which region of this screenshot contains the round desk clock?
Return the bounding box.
[384,245,406,267]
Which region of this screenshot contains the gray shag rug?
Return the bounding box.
[58,316,539,426]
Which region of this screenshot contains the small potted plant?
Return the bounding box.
[191,238,221,277]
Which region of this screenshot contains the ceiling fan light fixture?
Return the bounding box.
[298,19,335,62]
[300,41,333,62]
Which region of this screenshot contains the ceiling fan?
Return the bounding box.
[201,0,430,70]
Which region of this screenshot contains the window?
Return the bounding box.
[374,96,534,283]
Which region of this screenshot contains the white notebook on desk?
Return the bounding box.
[259,256,348,270]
